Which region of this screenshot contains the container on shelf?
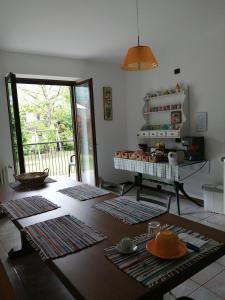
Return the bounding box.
[137,129,180,139]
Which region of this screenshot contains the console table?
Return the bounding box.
[114,158,205,215]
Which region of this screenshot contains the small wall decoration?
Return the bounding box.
[196,112,207,132]
[171,110,182,124]
[103,87,113,120]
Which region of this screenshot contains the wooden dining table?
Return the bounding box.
[1,177,225,300]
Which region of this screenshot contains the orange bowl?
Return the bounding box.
[146,230,187,259]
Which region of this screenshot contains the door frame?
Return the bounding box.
[74,79,98,185]
[5,73,25,174]
[5,75,98,184]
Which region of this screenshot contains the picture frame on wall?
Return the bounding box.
[103,87,113,120]
[196,112,207,131]
[171,110,182,124]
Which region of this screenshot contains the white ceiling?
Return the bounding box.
[0,0,224,64]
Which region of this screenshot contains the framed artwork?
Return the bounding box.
[103,87,113,120]
[196,112,207,131]
[171,110,182,124]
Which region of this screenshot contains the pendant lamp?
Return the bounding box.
[122,0,158,71]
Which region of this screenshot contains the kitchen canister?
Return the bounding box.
[168,151,185,164]
[168,152,178,165]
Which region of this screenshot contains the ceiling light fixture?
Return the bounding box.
[121,0,158,71]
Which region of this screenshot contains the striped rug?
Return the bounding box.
[1,196,59,220]
[58,184,110,201]
[95,197,165,224]
[104,225,223,289]
[23,215,106,260]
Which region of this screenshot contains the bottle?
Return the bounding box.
[176,83,182,93]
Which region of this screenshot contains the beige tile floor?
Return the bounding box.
[1,191,225,299]
[160,197,225,300]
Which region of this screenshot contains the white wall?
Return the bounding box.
[0,8,224,198]
[125,20,225,199]
[0,51,127,183]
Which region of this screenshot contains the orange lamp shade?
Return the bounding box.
[122,45,158,71]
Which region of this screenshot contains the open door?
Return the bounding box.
[74,79,98,185]
[5,74,98,184]
[5,73,25,174]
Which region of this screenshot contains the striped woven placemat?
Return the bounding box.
[95,197,165,224]
[1,196,59,220]
[23,215,106,260]
[58,184,110,201]
[104,225,223,289]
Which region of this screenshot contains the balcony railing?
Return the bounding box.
[23,140,76,176]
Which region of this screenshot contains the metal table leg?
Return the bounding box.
[174,182,181,215]
[173,181,203,216]
[135,173,142,201]
[179,182,203,207]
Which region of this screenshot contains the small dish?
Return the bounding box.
[116,244,138,254]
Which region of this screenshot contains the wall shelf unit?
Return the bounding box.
[138,129,180,138]
[138,87,189,139]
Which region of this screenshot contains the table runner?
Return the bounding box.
[104,225,223,289]
[23,215,106,260]
[95,197,165,224]
[114,158,179,181]
[58,183,110,201]
[9,177,57,191]
[1,196,59,220]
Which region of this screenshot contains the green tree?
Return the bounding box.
[17,84,74,152]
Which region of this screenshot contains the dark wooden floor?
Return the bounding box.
[0,215,74,300]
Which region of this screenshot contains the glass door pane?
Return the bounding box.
[15,83,78,178]
[74,79,98,185]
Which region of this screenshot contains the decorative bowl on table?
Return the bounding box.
[146,230,187,259]
[15,168,49,188]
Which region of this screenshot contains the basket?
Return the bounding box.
[15,168,49,188]
[141,154,151,162]
[121,151,134,159]
[114,151,122,158]
[149,156,165,163]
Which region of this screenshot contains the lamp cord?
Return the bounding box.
[136,0,140,46]
[180,161,208,181]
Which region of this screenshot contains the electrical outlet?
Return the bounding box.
[174,68,180,74]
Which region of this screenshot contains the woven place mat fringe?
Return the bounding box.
[95,197,165,225]
[9,177,57,191]
[23,215,107,260]
[1,196,59,220]
[58,183,110,201]
[104,225,223,289]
